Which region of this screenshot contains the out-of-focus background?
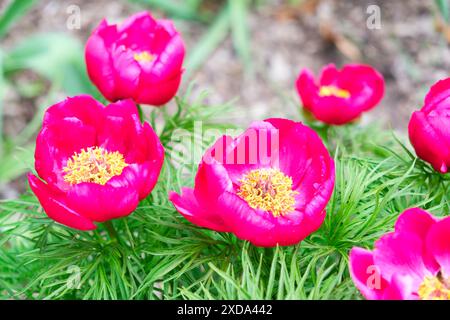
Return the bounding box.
[0,0,449,199]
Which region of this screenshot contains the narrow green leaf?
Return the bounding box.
[0,0,37,38]
[229,0,251,68]
[435,0,450,23]
[129,0,206,22]
[0,49,4,157]
[184,6,230,78]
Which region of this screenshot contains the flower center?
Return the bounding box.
[417,273,450,300]
[237,168,298,217]
[319,85,351,98]
[63,147,128,185]
[133,51,155,63]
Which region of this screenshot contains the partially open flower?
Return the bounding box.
[169,118,335,247]
[349,208,450,300]
[296,64,384,125]
[85,11,185,106]
[408,78,450,173]
[28,95,164,230]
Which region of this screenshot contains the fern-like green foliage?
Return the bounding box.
[0,91,448,300]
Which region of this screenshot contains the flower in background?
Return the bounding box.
[169,118,335,247]
[349,208,450,300]
[28,95,164,230]
[296,64,384,125]
[85,11,185,106]
[408,78,450,174]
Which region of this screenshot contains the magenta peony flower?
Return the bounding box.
[296,64,384,125]
[408,78,450,174]
[28,95,164,230]
[169,118,335,247]
[349,208,450,300]
[85,11,185,106]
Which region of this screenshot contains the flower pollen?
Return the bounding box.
[133,51,155,63]
[319,85,351,99]
[237,168,298,217]
[417,273,450,300]
[63,147,127,185]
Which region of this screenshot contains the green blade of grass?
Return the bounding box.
[129,0,207,22]
[0,0,37,39]
[0,49,4,158]
[435,0,450,23]
[184,6,230,79]
[229,0,252,69]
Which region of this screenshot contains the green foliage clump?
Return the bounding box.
[0,92,448,300]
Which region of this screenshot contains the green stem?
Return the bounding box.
[104,221,119,242]
[137,104,144,123]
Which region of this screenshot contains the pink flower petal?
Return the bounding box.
[295,64,384,125]
[65,174,140,222]
[373,232,429,288]
[194,160,233,205]
[169,188,230,232]
[426,216,450,276]
[85,11,185,105]
[28,174,96,231]
[349,247,388,300]
[85,26,116,101]
[409,111,450,173]
[382,273,417,300]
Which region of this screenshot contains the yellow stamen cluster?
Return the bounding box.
[319,85,351,99]
[237,168,298,217]
[63,147,127,185]
[133,51,155,63]
[417,273,450,300]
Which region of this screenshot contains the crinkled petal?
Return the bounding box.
[97,99,141,157]
[111,46,141,100]
[117,11,157,48]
